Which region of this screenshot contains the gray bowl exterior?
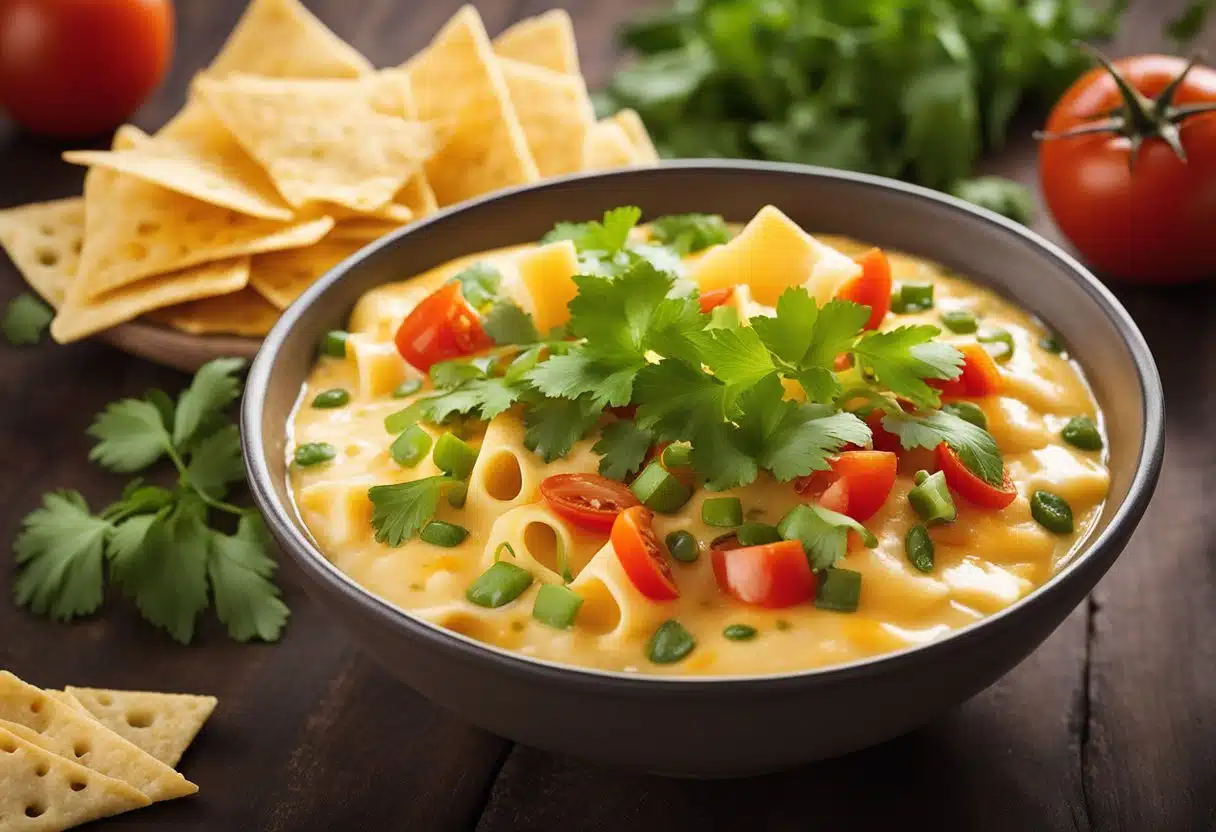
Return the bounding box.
[243,162,1163,776]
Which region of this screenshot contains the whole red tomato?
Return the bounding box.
[1039,53,1216,284]
[0,0,174,138]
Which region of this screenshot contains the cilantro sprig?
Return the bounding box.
[12,358,289,643]
[3,292,53,346]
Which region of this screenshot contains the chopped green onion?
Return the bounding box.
[815,568,863,613]
[391,424,432,468]
[311,388,350,408]
[532,584,583,629]
[940,310,978,334]
[494,541,516,562]
[392,378,423,398]
[384,402,423,434]
[943,400,988,430]
[905,524,935,573]
[736,522,781,547]
[1030,491,1074,534]
[661,442,692,469]
[320,330,349,358]
[447,480,468,509]
[1039,335,1065,354]
[914,470,929,486]
[646,619,696,664]
[629,462,692,513]
[294,442,336,467]
[665,530,699,563]
[907,470,956,525]
[1061,415,1103,451]
[978,329,1015,362]
[892,282,934,313]
[707,305,740,329]
[420,520,469,547]
[554,534,573,584]
[702,496,743,528]
[466,562,533,608]
[433,433,479,479]
[722,624,757,641]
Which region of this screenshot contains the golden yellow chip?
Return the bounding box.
[582,119,644,170]
[249,239,364,309]
[493,9,580,76]
[196,74,438,213]
[609,109,660,163]
[147,288,281,337]
[405,6,539,206]
[392,71,439,218]
[499,58,595,178]
[0,197,84,306]
[207,0,372,79]
[63,688,218,768]
[328,219,405,242]
[0,721,151,832]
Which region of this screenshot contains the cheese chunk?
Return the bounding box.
[512,239,579,333]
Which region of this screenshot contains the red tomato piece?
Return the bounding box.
[711,540,817,609]
[394,281,494,372]
[540,474,640,533]
[866,411,904,454]
[931,344,1004,398]
[936,444,1017,510]
[793,450,897,522]
[611,506,678,601]
[836,248,892,331]
[698,286,735,313]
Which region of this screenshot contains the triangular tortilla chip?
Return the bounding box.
[609,109,660,162]
[0,672,195,803]
[493,9,580,76]
[64,688,218,768]
[0,198,84,307]
[328,219,405,242]
[392,72,439,218]
[404,6,539,206]
[0,721,150,831]
[207,0,372,79]
[498,58,595,178]
[146,287,281,337]
[249,239,364,309]
[582,119,644,170]
[63,103,293,221]
[196,74,438,213]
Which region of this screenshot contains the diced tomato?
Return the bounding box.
[711,540,817,608]
[866,411,904,454]
[394,281,494,372]
[931,344,1004,398]
[698,286,735,313]
[836,248,892,331]
[793,450,898,522]
[611,506,678,601]
[936,444,1017,510]
[818,479,850,514]
[540,474,641,533]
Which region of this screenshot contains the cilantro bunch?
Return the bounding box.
[12,358,289,644]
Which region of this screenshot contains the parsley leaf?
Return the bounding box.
[523,396,602,463]
[482,301,540,345]
[430,358,485,389]
[87,399,172,473]
[369,476,453,546]
[173,357,245,447]
[418,377,524,423]
[648,213,730,254]
[593,420,655,481]
[2,292,53,346]
[208,514,290,642]
[853,326,962,409]
[687,326,776,410]
[13,491,109,622]
[526,351,637,409]
[541,206,641,254]
[184,424,244,499]
[882,409,1004,486]
[780,504,877,571]
[750,291,869,403]
[449,261,502,309]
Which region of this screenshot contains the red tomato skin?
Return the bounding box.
[793,450,897,522]
[540,474,641,533]
[394,281,494,372]
[935,444,1017,510]
[0,0,174,138]
[931,344,1003,398]
[837,248,893,330]
[866,411,904,454]
[711,540,817,609]
[1039,55,1216,284]
[698,287,735,313]
[611,506,679,601]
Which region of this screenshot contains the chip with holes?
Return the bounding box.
[0,198,84,307]
[206,0,372,79]
[248,239,364,309]
[63,688,218,769]
[147,287,281,337]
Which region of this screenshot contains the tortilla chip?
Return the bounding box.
[328,220,405,242]
[63,688,218,768]
[0,721,150,831]
[582,119,644,170]
[609,109,660,163]
[63,103,293,221]
[249,239,363,309]
[0,198,84,307]
[498,58,595,178]
[196,74,438,213]
[405,6,539,206]
[392,72,439,218]
[493,9,580,76]
[207,0,372,79]
[0,672,195,803]
[146,288,280,337]
[52,257,251,343]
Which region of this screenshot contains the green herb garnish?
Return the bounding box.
[3,292,53,345]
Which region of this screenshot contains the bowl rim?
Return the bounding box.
[243,160,1164,690]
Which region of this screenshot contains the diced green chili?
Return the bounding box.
[665,530,699,563]
[702,496,743,528]
[311,388,350,408]
[629,461,692,513]
[320,330,349,358]
[646,619,696,664]
[1039,335,1065,354]
[907,470,956,525]
[294,442,336,467]
[384,402,423,434]
[466,562,533,608]
[905,524,935,573]
[392,378,423,398]
[661,442,692,469]
[447,480,468,509]
[532,584,583,629]
[420,520,469,547]
[1030,491,1074,534]
[391,424,432,468]
[815,568,863,613]
[433,432,479,479]
[978,329,1015,362]
[723,624,757,641]
[893,282,934,313]
[736,522,781,547]
[1061,415,1103,451]
[943,401,988,430]
[940,309,978,334]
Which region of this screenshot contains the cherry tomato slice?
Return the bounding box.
[394,281,494,372]
[540,474,641,533]
[711,540,817,609]
[866,411,904,454]
[836,248,892,331]
[793,450,898,522]
[611,506,678,601]
[698,286,735,313]
[931,344,1004,398]
[936,444,1017,510]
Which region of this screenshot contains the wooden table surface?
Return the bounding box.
[1,1,1213,830]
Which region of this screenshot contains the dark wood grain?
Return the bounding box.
[0,1,1212,830]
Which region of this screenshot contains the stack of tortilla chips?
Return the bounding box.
[0,670,217,831]
[0,0,658,345]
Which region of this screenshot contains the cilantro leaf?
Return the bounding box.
[208,514,289,642]
[950,176,1035,224]
[419,378,524,423]
[853,326,962,409]
[13,491,109,621]
[369,475,453,546]
[523,396,602,463]
[482,301,540,345]
[184,424,244,499]
[633,358,727,443]
[145,389,176,431]
[648,212,730,254]
[686,326,776,409]
[593,420,654,481]
[541,206,641,254]
[173,357,246,448]
[882,409,1004,486]
[3,292,53,346]
[449,261,501,309]
[87,399,172,473]
[779,504,877,571]
[525,352,637,409]
[430,358,485,389]
[750,291,868,402]
[759,407,871,482]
